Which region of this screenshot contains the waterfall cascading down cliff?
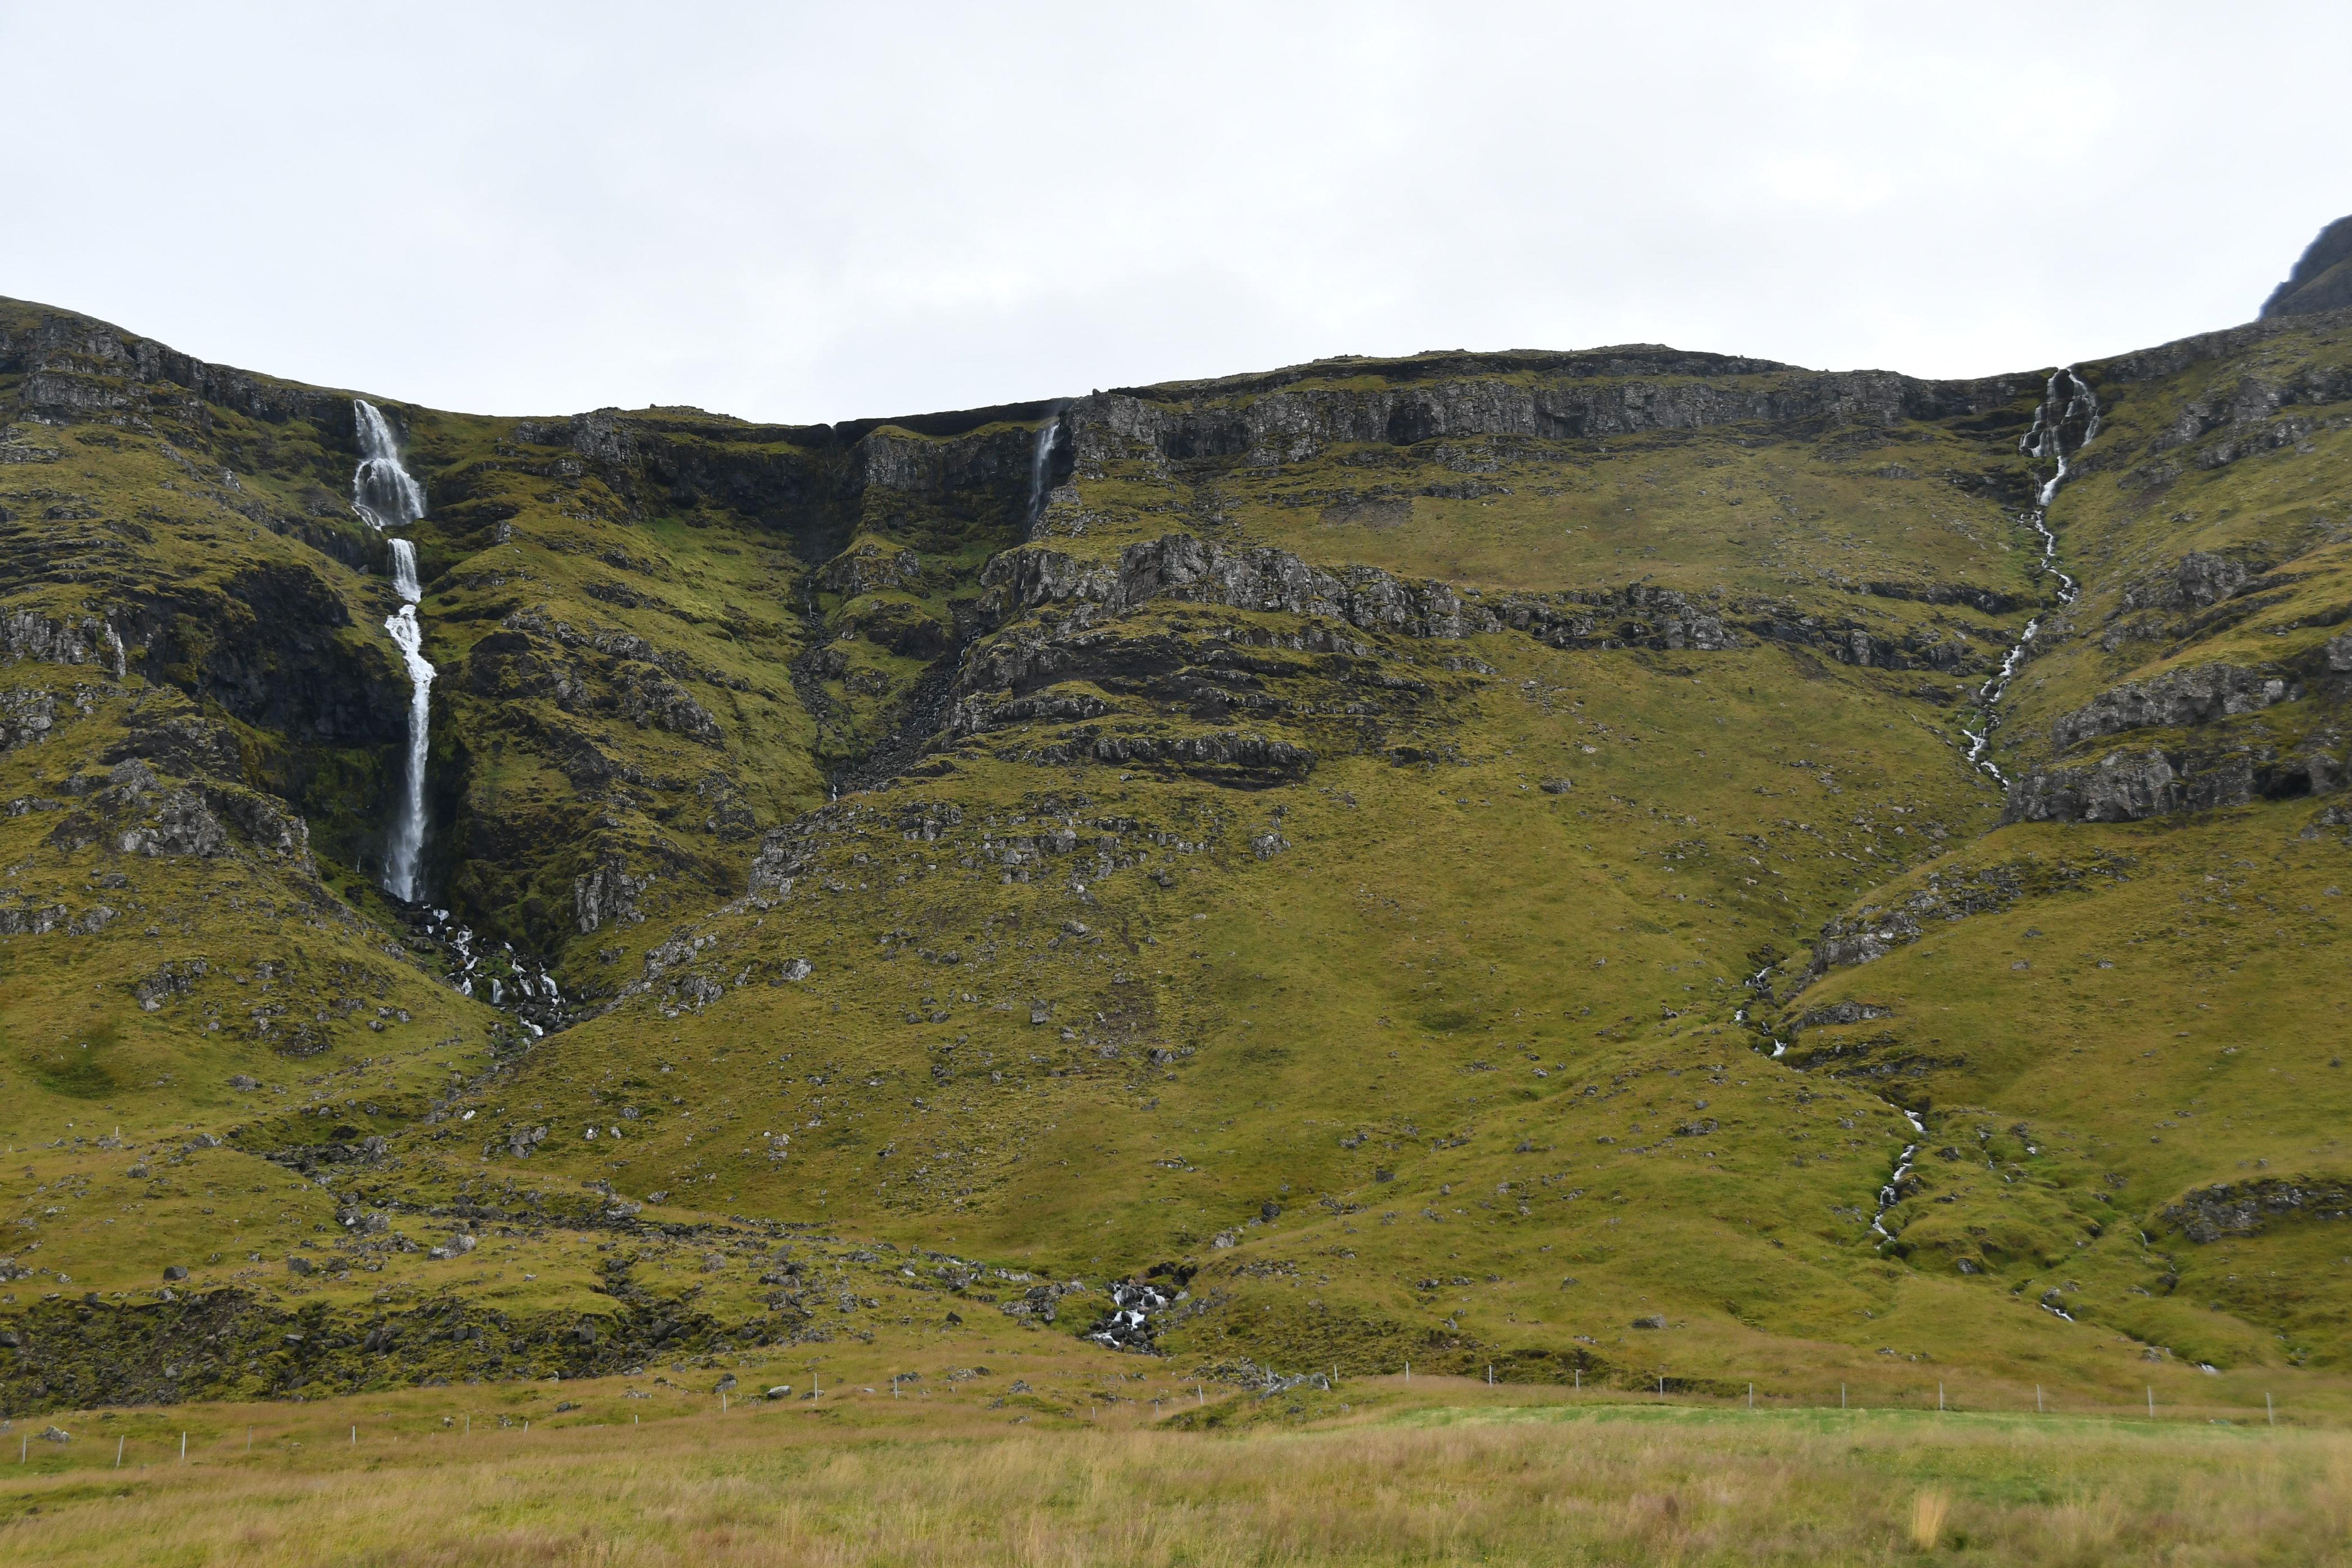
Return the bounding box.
[1847,369,2100,1259]
[382,538,434,901]
[351,399,435,902]
[1023,403,1068,536]
[353,399,427,530]
[1960,368,2097,785]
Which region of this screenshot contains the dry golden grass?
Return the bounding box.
[1908,1489,1949,1551]
[2,1396,2347,1566]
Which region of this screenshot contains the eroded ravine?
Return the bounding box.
[1813,368,2103,1254]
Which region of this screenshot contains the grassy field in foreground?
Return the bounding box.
[2,1382,2347,1565]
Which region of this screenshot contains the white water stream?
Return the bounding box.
[1959,368,2099,784]
[1870,1108,1927,1246]
[382,540,434,901]
[1828,371,2102,1252]
[353,399,435,901]
[342,403,572,1034]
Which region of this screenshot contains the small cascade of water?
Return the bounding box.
[350,398,436,902]
[1961,368,2098,783]
[1746,956,1928,1250]
[1870,1107,1926,1247]
[2023,368,2102,509]
[1085,1277,1176,1351]
[420,908,565,1037]
[1735,963,1790,1056]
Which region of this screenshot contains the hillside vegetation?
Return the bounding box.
[1,269,2347,1434]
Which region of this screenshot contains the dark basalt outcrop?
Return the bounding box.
[2260,215,2352,319]
[2007,730,2347,824]
[2163,1177,2352,1241]
[1,607,126,671]
[1810,854,2136,973]
[984,536,1738,652]
[2005,747,2243,825]
[2051,664,2296,750]
[176,563,402,744]
[2122,550,2260,612]
[1792,1001,1892,1031]
[1010,728,1314,787]
[0,302,355,431]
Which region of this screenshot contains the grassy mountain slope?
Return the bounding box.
[1782,307,2352,1372]
[2,287,2347,1420]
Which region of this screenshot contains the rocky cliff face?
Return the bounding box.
[979,534,1738,650]
[0,305,353,431]
[2051,663,2296,749]
[1070,361,2026,472]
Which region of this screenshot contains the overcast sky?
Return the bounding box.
[5,3,2345,425]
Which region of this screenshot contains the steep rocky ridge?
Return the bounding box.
[2262,214,2352,319]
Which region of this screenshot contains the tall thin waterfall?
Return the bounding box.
[382,540,434,899]
[351,399,435,901]
[1023,404,1067,533]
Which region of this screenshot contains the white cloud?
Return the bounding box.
[2,1,2343,421]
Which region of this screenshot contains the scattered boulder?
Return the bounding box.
[1794,1001,1890,1030]
[2123,551,2255,612]
[1000,1284,1063,1326]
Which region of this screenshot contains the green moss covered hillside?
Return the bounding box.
[2,221,2347,1418]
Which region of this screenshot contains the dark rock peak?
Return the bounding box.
[2260,215,2352,319]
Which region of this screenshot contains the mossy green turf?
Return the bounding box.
[1,297,2348,1422]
